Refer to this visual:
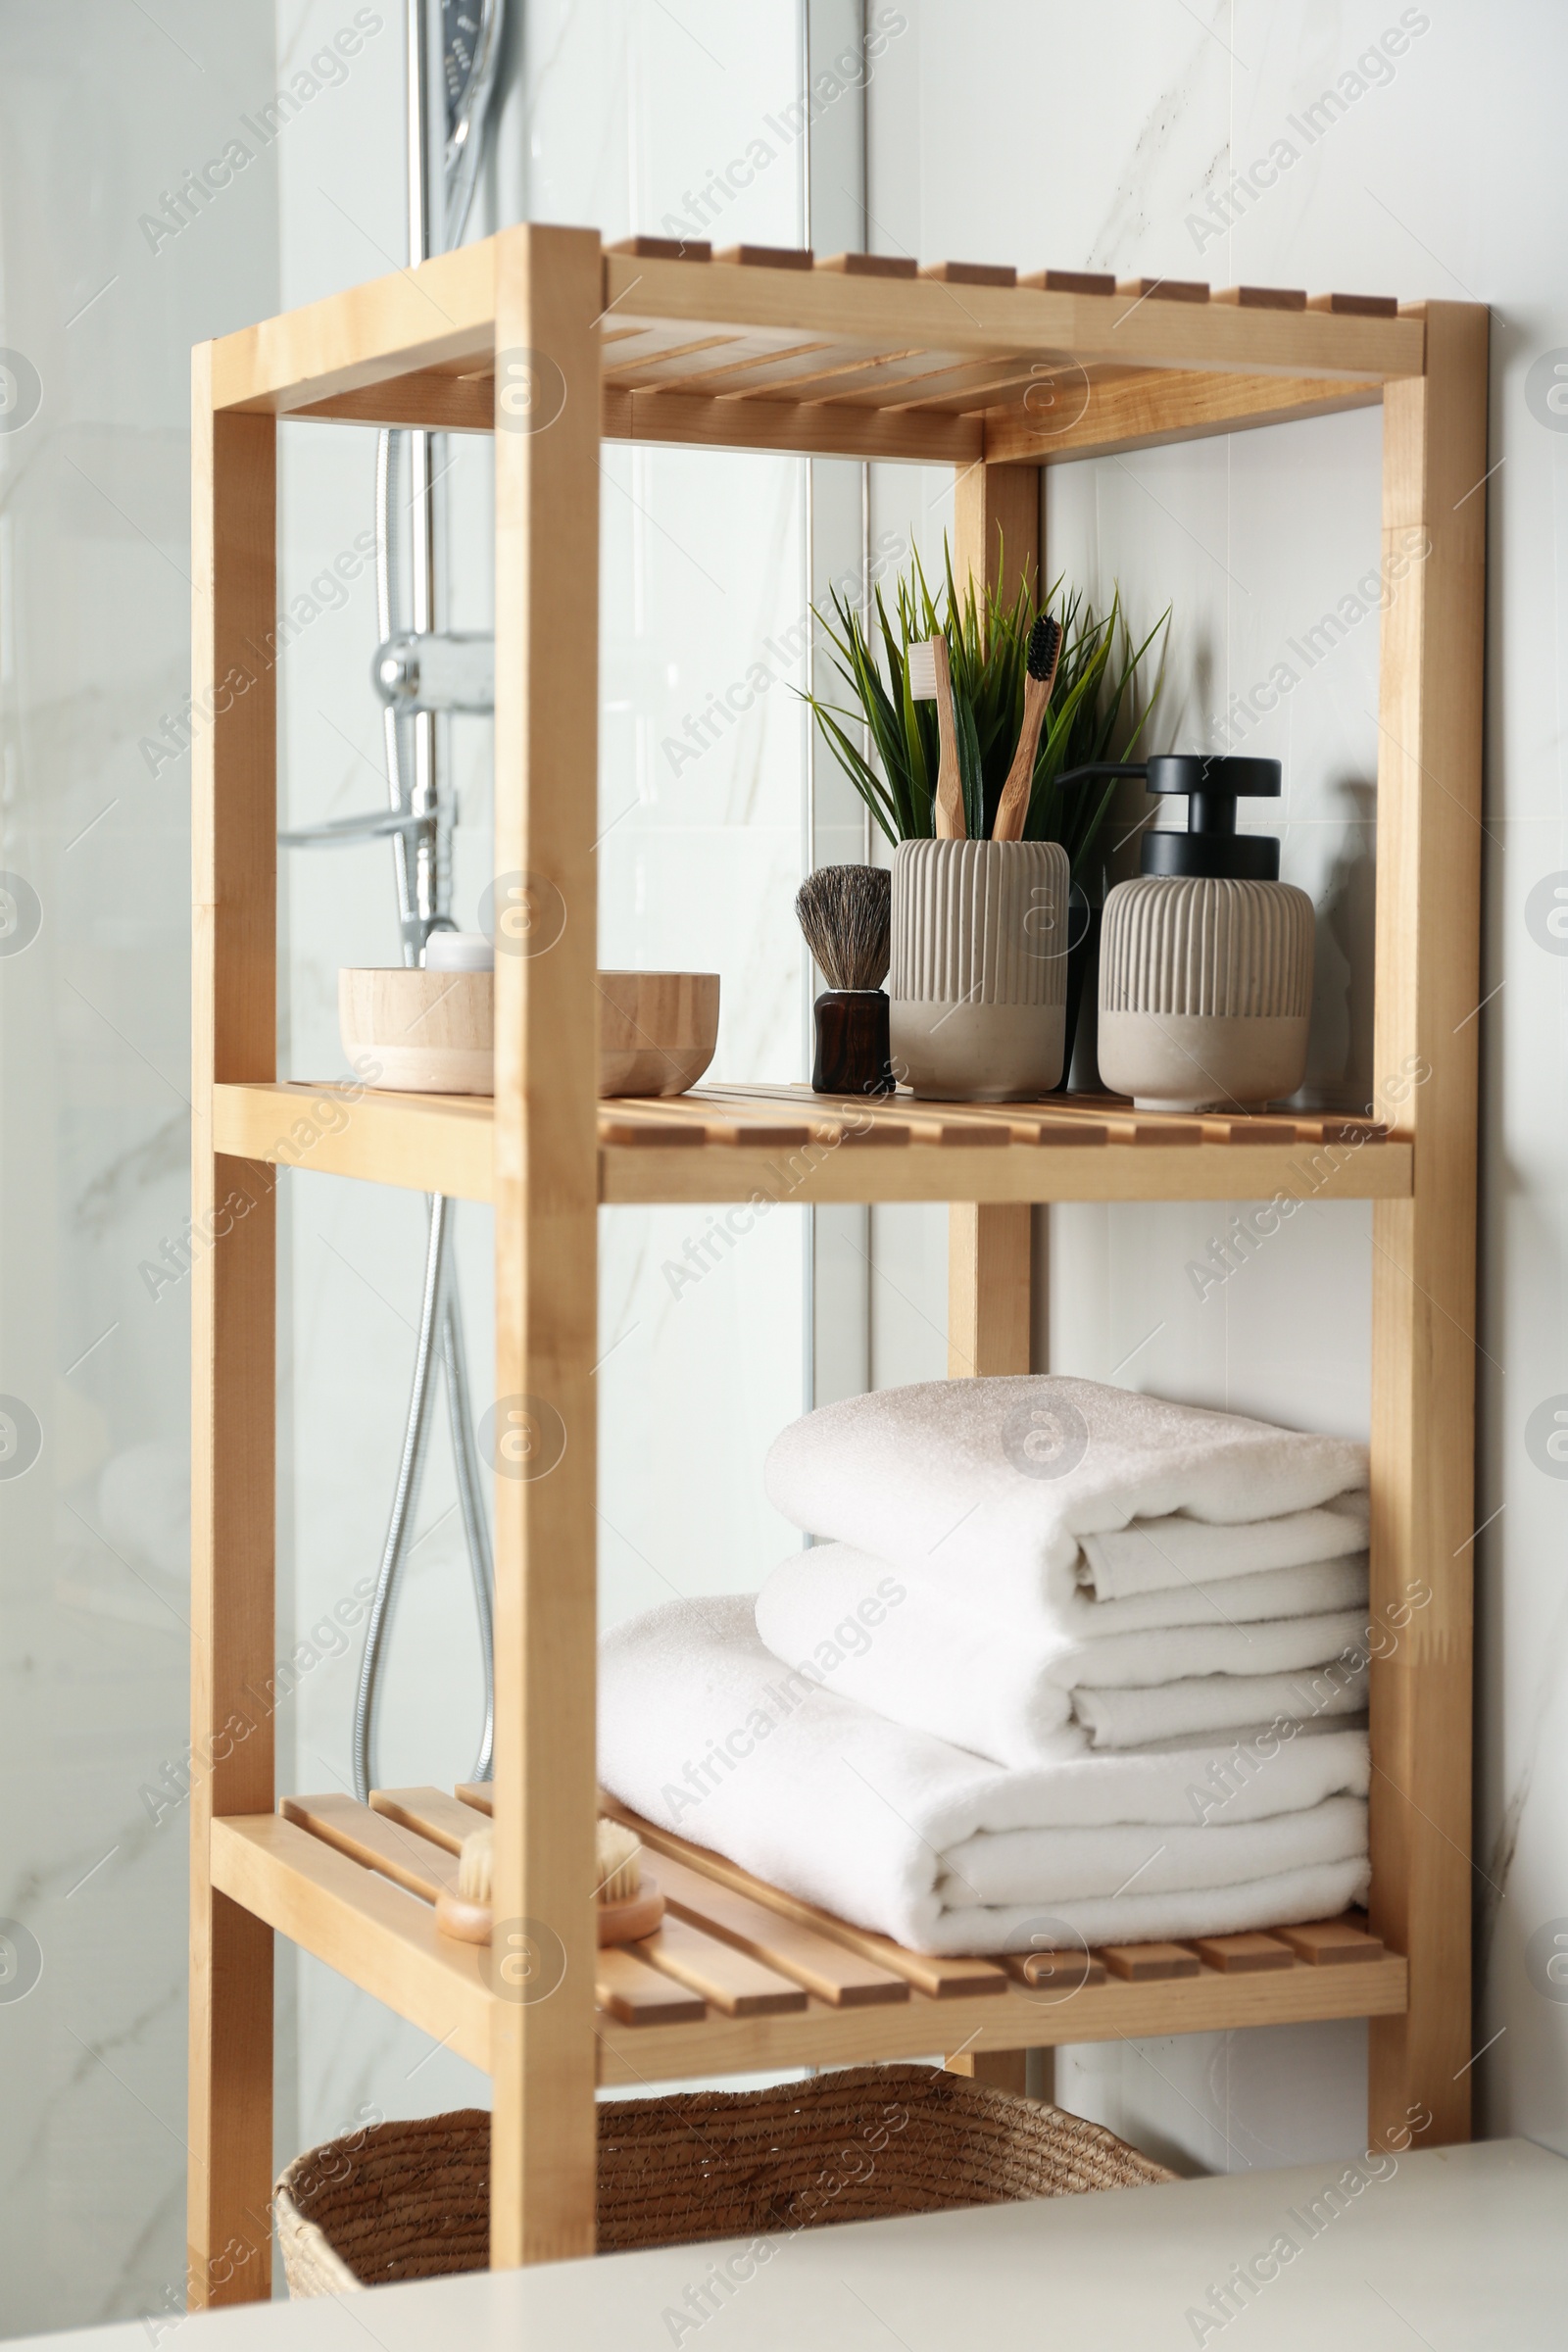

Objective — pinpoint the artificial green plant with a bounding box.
[804,542,1168,885]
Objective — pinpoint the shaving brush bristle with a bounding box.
[795,863,891,993]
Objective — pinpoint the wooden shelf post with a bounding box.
[488,224,605,2267]
[950,462,1046,2100]
[1367,301,1488,2148]
[949,459,1042,1384]
[188,355,278,2308]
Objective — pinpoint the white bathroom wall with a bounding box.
[0,6,281,2330]
[869,0,1568,2174]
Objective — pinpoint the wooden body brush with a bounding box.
[594,1817,664,1944]
[795,864,894,1097]
[434,1817,664,1946]
[993,614,1063,842]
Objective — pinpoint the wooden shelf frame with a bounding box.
[210,1077,1411,1209]
[208,1788,1407,2090]
[191,227,1486,2300]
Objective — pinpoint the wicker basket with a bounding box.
[275,2064,1172,2294]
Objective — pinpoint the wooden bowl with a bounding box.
[340,967,720,1099]
[339,967,494,1095]
[598,972,719,1098]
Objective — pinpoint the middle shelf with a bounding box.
[212,1080,1411,1207]
[209,1785,1408,2089]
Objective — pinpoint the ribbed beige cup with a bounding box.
[890,838,1070,1100]
[1098,874,1315,1110]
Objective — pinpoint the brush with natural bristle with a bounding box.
[434,1815,665,1947]
[597,1817,642,1902]
[797,865,895,1098]
[993,613,1064,841]
[434,1824,495,1945]
[458,1824,493,1901]
[597,1817,664,1945]
[795,864,891,993]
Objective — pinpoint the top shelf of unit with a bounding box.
[207,228,1429,468]
[213,1079,1410,1209]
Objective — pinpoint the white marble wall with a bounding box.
[869,0,1568,2173]
[0,4,282,2329]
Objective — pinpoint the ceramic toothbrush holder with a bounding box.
[889,837,1069,1101]
[1098,874,1314,1110]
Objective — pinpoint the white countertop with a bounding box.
[24,2137,1567,2350]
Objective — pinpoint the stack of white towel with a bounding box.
[599,1376,1373,1955]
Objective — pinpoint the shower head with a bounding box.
[442,0,505,249]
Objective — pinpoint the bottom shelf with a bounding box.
[207,1788,1407,2087]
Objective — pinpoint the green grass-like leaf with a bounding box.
[801,538,1168,882]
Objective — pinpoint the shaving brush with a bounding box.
[795,864,895,1097]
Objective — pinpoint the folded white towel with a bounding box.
[599,1595,1370,1954]
[1077,1664,1367,1750]
[764,1376,1368,1611]
[939,1793,1367,1905]
[1005,1550,1369,1638]
[755,1541,1370,1769]
[1081,1494,1370,1600]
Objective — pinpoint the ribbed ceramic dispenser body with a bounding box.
[890,838,1069,1101]
[1097,874,1314,1111]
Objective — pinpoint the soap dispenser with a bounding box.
[1076,754,1313,1112]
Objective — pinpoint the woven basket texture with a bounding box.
[275,2064,1173,2295]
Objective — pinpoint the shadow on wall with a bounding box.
[1296,778,1376,1114]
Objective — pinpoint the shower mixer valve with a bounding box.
[373,629,496,715]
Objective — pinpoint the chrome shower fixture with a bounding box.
[278,0,507,1803]
[442,0,505,251]
[373,629,496,715]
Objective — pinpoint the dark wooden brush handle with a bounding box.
[811,992,894,1096]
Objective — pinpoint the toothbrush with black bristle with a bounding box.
[992,612,1063,840]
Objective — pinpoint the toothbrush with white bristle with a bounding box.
[906,636,966,839]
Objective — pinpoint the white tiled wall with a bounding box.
[0,6,282,2328]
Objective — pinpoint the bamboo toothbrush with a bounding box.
[906,636,966,839]
[433,1817,665,1946]
[992,614,1063,842]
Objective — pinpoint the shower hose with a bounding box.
[348,0,505,1800]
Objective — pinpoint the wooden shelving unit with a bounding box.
[190,227,1486,2300]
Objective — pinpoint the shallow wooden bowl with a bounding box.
[598,971,720,1098]
[341,967,720,1098]
[339,967,494,1095]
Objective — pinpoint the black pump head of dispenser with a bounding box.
[1140,754,1282,880]
[1054,752,1284,880]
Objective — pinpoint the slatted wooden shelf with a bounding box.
[219,236,1422,468]
[212,1077,1410,1207]
[192,220,1485,2289]
[210,1786,1404,2088]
